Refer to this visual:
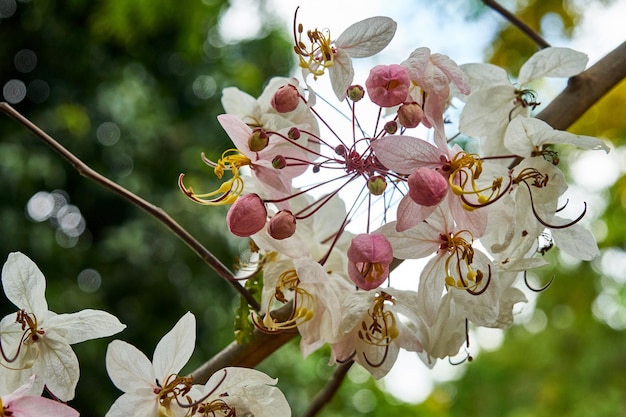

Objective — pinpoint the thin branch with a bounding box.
[301,361,354,417]
[0,102,261,312]
[482,0,550,49]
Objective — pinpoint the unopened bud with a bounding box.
[288,127,301,140]
[271,84,300,113]
[398,102,424,128]
[407,167,448,206]
[367,175,387,196]
[267,210,297,240]
[226,194,267,237]
[347,85,365,102]
[272,155,287,169]
[335,144,347,156]
[384,120,398,134]
[248,128,269,152]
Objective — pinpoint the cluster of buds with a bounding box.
[180,11,607,377]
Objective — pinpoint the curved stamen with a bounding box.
[524,270,555,292]
[521,181,587,229]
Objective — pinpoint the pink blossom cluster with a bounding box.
[181,12,607,378]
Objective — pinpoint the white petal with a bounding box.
[225,385,291,417]
[417,255,447,326]
[1,252,48,317]
[459,85,517,140]
[46,309,126,344]
[204,367,277,395]
[551,223,600,261]
[378,219,439,260]
[33,332,80,401]
[105,392,158,417]
[153,312,196,379]
[335,16,396,58]
[459,63,510,94]
[329,48,354,101]
[106,340,155,393]
[518,47,588,85]
[505,116,609,155]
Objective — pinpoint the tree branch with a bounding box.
[301,361,353,417]
[482,0,550,49]
[0,102,261,312]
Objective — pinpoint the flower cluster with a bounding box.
[0,253,290,416]
[181,11,607,377]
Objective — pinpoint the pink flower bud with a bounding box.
[272,155,286,169]
[267,210,297,240]
[271,84,300,113]
[365,64,410,108]
[407,167,448,206]
[397,102,424,128]
[288,127,301,140]
[347,233,394,290]
[384,120,398,134]
[248,128,269,152]
[226,194,267,237]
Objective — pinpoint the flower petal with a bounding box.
[10,395,79,417]
[518,47,588,85]
[371,135,444,174]
[335,16,396,58]
[46,309,126,344]
[329,48,354,101]
[153,312,196,379]
[1,252,48,317]
[33,331,80,401]
[106,340,155,393]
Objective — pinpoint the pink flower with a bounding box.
[1,376,79,417]
[407,167,448,206]
[347,233,394,290]
[226,193,267,237]
[365,64,410,107]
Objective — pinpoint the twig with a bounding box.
[482,0,550,49]
[0,102,261,312]
[301,361,354,417]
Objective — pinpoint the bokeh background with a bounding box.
[2,0,626,416]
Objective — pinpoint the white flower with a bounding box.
[0,252,126,401]
[459,47,588,156]
[504,115,609,157]
[296,15,397,100]
[0,375,79,417]
[189,367,290,417]
[105,312,196,417]
[331,288,423,379]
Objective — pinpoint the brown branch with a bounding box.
[482,0,550,49]
[301,361,353,417]
[0,102,261,312]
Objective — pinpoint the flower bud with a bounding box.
[397,102,424,128]
[288,127,301,140]
[367,175,387,196]
[384,120,398,134]
[272,155,286,169]
[335,144,347,156]
[248,128,269,152]
[226,194,267,237]
[407,167,448,206]
[347,233,394,290]
[271,84,300,113]
[267,210,297,240]
[347,84,365,102]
